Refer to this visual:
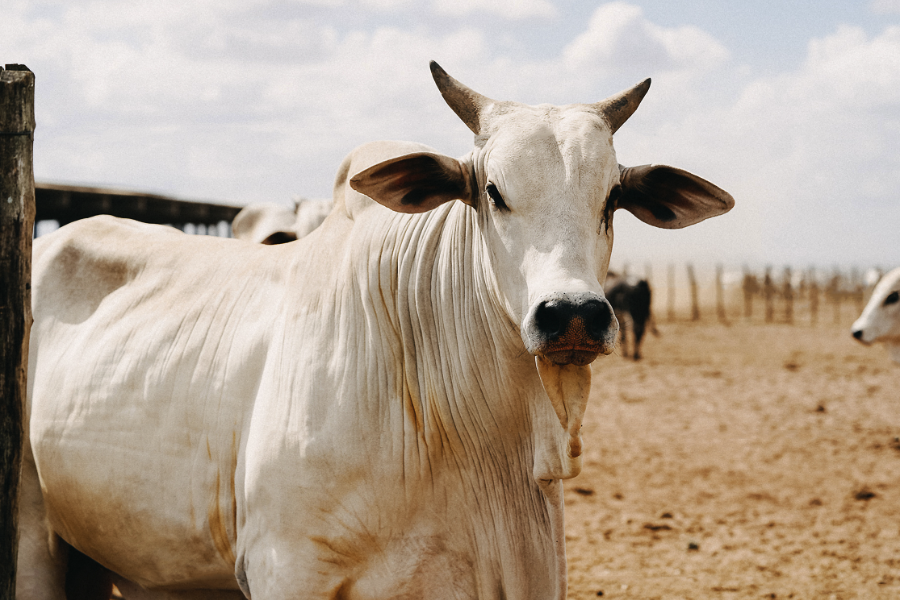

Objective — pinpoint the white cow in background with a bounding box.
[231,198,333,244]
[20,62,734,600]
[852,266,900,363]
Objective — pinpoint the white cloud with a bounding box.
[871,0,900,14]
[617,24,900,266]
[5,1,900,266]
[562,3,729,75]
[432,0,556,20]
[361,0,415,10]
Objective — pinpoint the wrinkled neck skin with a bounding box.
[242,196,575,599]
[358,198,571,598]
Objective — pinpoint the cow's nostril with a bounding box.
[582,299,612,340]
[852,329,864,341]
[535,301,564,338]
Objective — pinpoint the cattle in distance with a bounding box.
[852,266,900,363]
[231,198,333,244]
[20,61,734,600]
[605,272,655,360]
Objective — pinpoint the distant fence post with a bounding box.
[0,64,35,599]
[782,267,793,325]
[828,272,842,325]
[763,267,775,323]
[667,263,675,322]
[715,264,728,324]
[808,268,819,326]
[742,267,757,320]
[686,264,700,321]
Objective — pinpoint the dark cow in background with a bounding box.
[606,272,655,360]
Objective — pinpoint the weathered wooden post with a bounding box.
[0,64,35,599]
[808,268,819,326]
[828,272,842,325]
[742,267,757,321]
[715,264,728,324]
[686,263,700,321]
[782,266,794,325]
[667,263,675,322]
[763,267,775,323]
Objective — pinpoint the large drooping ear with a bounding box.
[349,151,474,213]
[617,164,735,229]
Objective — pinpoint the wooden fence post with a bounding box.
[762,267,773,323]
[782,266,793,325]
[742,267,757,320]
[828,272,842,325]
[0,64,35,599]
[667,263,675,322]
[808,268,819,326]
[686,264,700,321]
[715,264,728,324]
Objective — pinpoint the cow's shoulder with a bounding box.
[32,216,282,325]
[32,217,181,316]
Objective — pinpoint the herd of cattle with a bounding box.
[15,61,897,600]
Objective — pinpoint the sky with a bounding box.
[4,0,900,269]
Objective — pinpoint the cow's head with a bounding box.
[852,267,900,363]
[350,62,733,476]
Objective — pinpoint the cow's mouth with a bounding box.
[541,348,601,366]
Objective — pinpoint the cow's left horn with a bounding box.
[430,61,500,135]
[593,78,651,134]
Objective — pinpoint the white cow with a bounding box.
[852,266,900,363]
[20,62,734,600]
[231,198,333,244]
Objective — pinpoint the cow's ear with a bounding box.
[349,152,474,214]
[617,164,734,229]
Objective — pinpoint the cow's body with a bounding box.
[852,266,900,363]
[25,190,557,599]
[20,63,733,600]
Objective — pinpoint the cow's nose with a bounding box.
[534,298,613,341]
[852,329,864,341]
[522,292,617,366]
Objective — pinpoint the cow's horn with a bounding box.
[592,78,651,134]
[430,61,498,135]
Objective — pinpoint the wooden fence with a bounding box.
[621,263,878,327]
[34,182,242,236]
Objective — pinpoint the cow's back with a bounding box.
[28,216,288,589]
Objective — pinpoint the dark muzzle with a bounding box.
[522,292,618,365]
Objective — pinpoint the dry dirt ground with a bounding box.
[564,319,900,600]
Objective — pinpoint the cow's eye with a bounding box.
[486,183,509,211]
[885,291,899,306]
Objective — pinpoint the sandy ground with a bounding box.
[563,317,900,600]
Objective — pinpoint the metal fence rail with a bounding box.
[35,182,241,232]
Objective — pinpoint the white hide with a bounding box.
[231,198,332,244]
[21,62,733,600]
[852,266,900,363]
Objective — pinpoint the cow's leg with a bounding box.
[16,445,66,600]
[615,312,629,358]
[632,319,646,361]
[65,547,113,600]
